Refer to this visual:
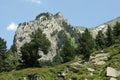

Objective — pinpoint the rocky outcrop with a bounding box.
[91,24,108,38]
[14,12,76,62]
[90,51,109,65]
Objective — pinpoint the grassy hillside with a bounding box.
[0,45,120,80]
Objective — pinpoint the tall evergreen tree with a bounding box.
[79,28,95,60]
[113,22,120,41]
[95,30,106,49]
[61,38,75,63]
[0,37,19,72]
[20,42,40,67]
[3,50,19,71]
[3,43,19,71]
[0,37,7,72]
[106,25,114,47]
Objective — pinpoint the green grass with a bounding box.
[0,45,120,80]
[0,62,72,80]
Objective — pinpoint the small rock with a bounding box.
[106,67,119,77]
[61,72,66,77]
[58,73,61,77]
[110,77,117,80]
[58,72,66,78]
[95,61,106,65]
[90,73,93,76]
[19,77,27,80]
[87,68,95,72]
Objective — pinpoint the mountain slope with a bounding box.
[14,12,120,63]
[90,17,120,37]
[75,17,120,37]
[0,46,120,80]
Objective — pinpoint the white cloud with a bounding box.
[6,22,18,31]
[23,0,42,4]
[31,0,41,4]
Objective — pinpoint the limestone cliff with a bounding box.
[14,12,77,61]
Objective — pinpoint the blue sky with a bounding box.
[0,0,120,49]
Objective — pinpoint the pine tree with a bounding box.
[106,25,114,47]
[3,50,19,71]
[61,38,75,63]
[0,37,7,56]
[20,42,40,67]
[113,22,120,42]
[0,37,19,72]
[95,30,106,49]
[79,28,95,60]
[30,28,51,54]
[20,28,51,67]
[0,37,7,72]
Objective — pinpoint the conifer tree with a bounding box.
[106,25,114,46]
[113,22,120,41]
[79,28,95,60]
[20,28,51,67]
[0,37,7,72]
[95,30,106,49]
[0,37,7,56]
[20,42,40,67]
[61,38,75,63]
[30,28,51,54]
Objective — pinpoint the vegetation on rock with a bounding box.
[20,28,51,67]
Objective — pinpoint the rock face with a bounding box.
[14,12,76,61]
